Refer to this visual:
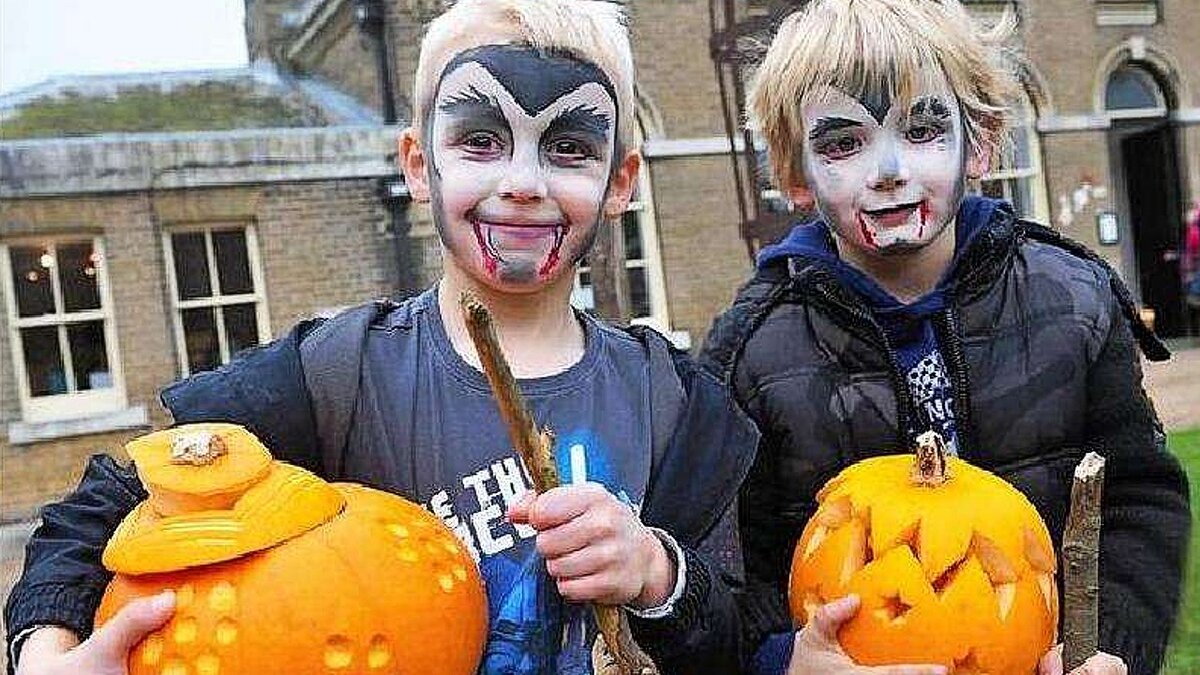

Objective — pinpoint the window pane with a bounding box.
[223,303,260,357]
[1012,178,1034,219]
[182,307,220,373]
[9,246,55,318]
[58,242,102,312]
[626,267,651,319]
[172,232,212,300]
[67,321,112,390]
[1105,66,1161,110]
[21,326,67,396]
[1010,125,1031,170]
[212,229,254,295]
[622,212,644,261]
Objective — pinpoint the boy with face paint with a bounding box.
[5,3,758,674]
[702,2,1189,675]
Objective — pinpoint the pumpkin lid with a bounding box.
[103,423,345,575]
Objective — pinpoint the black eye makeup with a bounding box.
[809,117,866,160]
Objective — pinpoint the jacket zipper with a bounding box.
[934,305,974,456]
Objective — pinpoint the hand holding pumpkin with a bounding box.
[507,482,675,608]
[16,592,174,675]
[1038,644,1128,675]
[787,594,947,675]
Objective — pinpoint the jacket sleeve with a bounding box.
[630,345,761,674]
[3,455,145,671]
[3,322,319,672]
[1087,295,1191,675]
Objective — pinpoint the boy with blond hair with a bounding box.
[6,2,757,673]
[703,1,1189,674]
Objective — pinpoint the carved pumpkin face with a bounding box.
[96,424,488,675]
[789,436,1058,674]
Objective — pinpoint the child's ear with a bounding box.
[603,149,642,219]
[399,128,431,203]
[787,184,816,211]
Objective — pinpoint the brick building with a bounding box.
[1,0,1197,520]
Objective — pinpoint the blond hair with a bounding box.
[413,0,636,148]
[748,0,1019,190]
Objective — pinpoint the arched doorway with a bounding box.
[1106,62,1187,337]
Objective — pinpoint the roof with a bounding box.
[0,62,382,140]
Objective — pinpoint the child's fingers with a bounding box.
[527,483,608,530]
[534,509,610,558]
[808,594,860,643]
[870,665,948,675]
[505,490,536,524]
[85,590,175,665]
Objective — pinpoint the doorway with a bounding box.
[1114,122,1185,337]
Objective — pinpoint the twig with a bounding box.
[460,292,657,675]
[1062,451,1105,672]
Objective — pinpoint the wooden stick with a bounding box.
[460,292,657,675]
[1062,451,1105,672]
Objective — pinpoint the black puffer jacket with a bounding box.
[701,205,1190,675]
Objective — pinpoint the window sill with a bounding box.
[7,406,149,445]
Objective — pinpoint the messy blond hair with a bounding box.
[413,0,636,148]
[748,0,1019,190]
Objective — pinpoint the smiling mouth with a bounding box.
[862,202,922,228]
[857,201,929,248]
[471,219,567,277]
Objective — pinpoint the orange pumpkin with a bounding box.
[789,432,1058,675]
[96,423,487,675]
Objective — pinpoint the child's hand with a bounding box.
[1038,644,1128,675]
[16,591,174,675]
[507,483,674,608]
[787,595,947,675]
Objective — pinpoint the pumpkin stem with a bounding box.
[170,430,228,466]
[911,431,950,487]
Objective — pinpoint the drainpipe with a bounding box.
[355,0,397,124]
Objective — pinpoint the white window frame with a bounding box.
[162,223,272,377]
[980,91,1050,223]
[1,237,127,423]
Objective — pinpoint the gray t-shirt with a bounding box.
[343,289,652,674]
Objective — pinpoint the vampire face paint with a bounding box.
[425,45,619,289]
[800,74,967,257]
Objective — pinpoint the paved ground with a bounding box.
[1,346,1196,669]
[1143,342,1200,431]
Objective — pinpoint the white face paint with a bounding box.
[800,76,966,256]
[427,47,618,289]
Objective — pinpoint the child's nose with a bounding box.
[498,154,548,202]
[869,142,908,191]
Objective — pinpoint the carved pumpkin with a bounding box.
[789,433,1058,675]
[96,423,487,675]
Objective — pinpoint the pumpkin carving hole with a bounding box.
[874,593,914,625]
[930,555,968,596]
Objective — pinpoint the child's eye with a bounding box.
[905,123,945,144]
[546,138,597,163]
[815,134,862,160]
[461,131,503,156]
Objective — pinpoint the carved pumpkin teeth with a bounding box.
[1023,526,1056,572]
[1037,573,1056,613]
[814,496,853,528]
[970,532,1017,584]
[803,525,829,561]
[995,582,1017,621]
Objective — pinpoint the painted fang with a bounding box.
[427,46,619,286]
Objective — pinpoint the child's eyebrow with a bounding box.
[909,96,952,118]
[437,86,506,125]
[544,105,611,140]
[808,117,862,140]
